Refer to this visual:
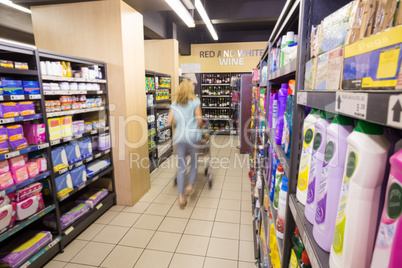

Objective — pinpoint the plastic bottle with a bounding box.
[313,114,354,252]
[276,175,288,239]
[275,84,289,145]
[272,92,278,129]
[273,164,284,209]
[300,251,312,268]
[304,111,333,224]
[282,80,295,157]
[371,149,402,267]
[389,218,402,268]
[268,92,274,129]
[270,155,279,202]
[330,121,390,268]
[296,108,320,205]
[292,228,305,259]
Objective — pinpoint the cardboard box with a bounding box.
[315,48,344,90]
[342,25,402,90]
[304,58,317,90]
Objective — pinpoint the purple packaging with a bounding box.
[6,125,23,142]
[98,133,110,151]
[0,103,19,118]
[23,124,45,145]
[76,188,108,208]
[275,84,288,145]
[72,121,80,135]
[0,127,7,141]
[43,203,90,230]
[0,141,8,154]
[22,81,40,95]
[9,138,28,150]
[0,231,52,268]
[17,102,35,116]
[78,121,85,134]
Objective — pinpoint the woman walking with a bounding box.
[168,79,203,209]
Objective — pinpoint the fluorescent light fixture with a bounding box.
[165,0,195,28]
[181,0,195,9]
[195,0,218,40]
[0,0,31,14]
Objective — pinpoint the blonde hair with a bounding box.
[174,79,196,105]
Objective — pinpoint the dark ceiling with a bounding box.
[4,0,284,55]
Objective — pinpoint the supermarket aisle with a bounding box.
[45,135,255,268]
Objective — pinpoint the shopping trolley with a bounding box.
[174,123,213,188]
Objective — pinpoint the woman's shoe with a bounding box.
[185,184,194,195]
[179,195,187,209]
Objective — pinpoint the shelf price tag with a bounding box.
[387,94,402,128]
[11,95,24,100]
[335,92,368,119]
[63,136,73,142]
[297,91,307,106]
[29,95,41,100]
[59,167,68,174]
[0,118,14,124]
[51,140,61,146]
[86,157,93,162]
[38,144,49,149]
[95,153,101,158]
[5,151,20,159]
[96,203,103,210]
[0,96,3,101]
[91,130,97,135]
[75,161,83,167]
[75,134,83,139]
[64,226,74,235]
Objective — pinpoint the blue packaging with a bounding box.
[78,138,93,159]
[23,81,40,95]
[55,172,73,197]
[269,156,279,202]
[65,142,81,164]
[86,159,110,178]
[0,79,23,95]
[51,147,68,172]
[70,166,87,188]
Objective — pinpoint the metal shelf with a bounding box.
[0,171,51,196]
[268,59,297,81]
[0,205,55,243]
[42,75,107,83]
[55,149,111,176]
[296,90,402,130]
[289,194,329,268]
[0,143,49,161]
[202,95,231,97]
[44,90,106,95]
[58,166,113,202]
[267,129,290,177]
[146,90,155,94]
[47,106,105,118]
[155,99,171,103]
[201,84,230,86]
[0,114,43,125]
[61,193,115,247]
[50,127,109,146]
[0,67,38,76]
[157,125,172,132]
[156,87,171,90]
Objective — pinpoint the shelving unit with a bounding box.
[250,0,402,267]
[145,71,173,172]
[201,73,244,135]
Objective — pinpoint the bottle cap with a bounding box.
[302,251,311,265]
[281,83,289,90]
[354,120,383,135]
[295,227,300,236]
[331,114,354,126]
[310,108,320,115]
[277,164,283,172]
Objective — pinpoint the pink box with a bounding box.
[23,124,45,145]
[8,156,25,170]
[0,172,13,190]
[0,193,15,208]
[11,166,29,184]
[15,182,42,202]
[15,193,44,220]
[26,162,39,178]
[0,160,9,174]
[28,158,47,173]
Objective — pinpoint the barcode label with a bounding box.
[96,203,103,210]
[86,157,93,162]
[51,140,61,146]
[95,153,101,158]
[0,118,14,124]
[59,167,68,174]
[64,226,74,235]
[38,144,49,149]
[5,151,20,159]
[63,136,73,142]
[75,161,83,167]
[29,95,41,99]
[75,134,83,139]
[97,91,103,94]
[105,149,110,154]
[59,194,69,201]
[91,130,97,134]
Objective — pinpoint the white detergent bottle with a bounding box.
[297,108,320,205]
[329,121,390,268]
[313,114,354,252]
[305,111,333,224]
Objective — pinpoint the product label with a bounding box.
[282,116,290,154]
[298,126,315,192]
[307,132,322,204]
[333,147,357,254]
[21,199,33,209]
[316,140,335,226]
[272,100,278,127]
[0,210,8,220]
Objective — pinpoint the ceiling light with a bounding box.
[0,0,31,14]
[165,0,195,28]
[195,0,218,40]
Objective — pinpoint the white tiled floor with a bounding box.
[45,135,255,268]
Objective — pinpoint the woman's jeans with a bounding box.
[176,142,198,195]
